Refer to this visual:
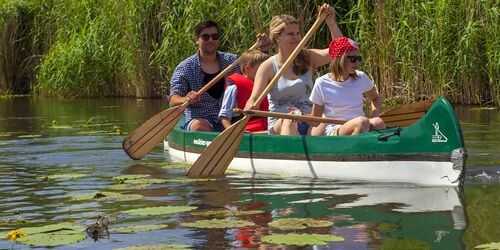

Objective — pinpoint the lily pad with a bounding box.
[113,244,191,250]
[261,233,344,246]
[122,206,197,216]
[268,218,333,230]
[71,192,143,201]
[180,219,255,229]
[224,169,245,175]
[121,178,167,185]
[14,223,86,247]
[476,242,500,250]
[39,174,88,180]
[378,238,431,250]
[161,163,191,169]
[110,183,151,190]
[377,222,400,232]
[166,178,217,183]
[191,209,265,217]
[113,174,150,181]
[109,224,168,234]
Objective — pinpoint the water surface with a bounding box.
[0,97,499,249]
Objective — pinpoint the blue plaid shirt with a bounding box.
[170,51,240,125]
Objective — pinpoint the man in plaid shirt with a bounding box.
[169,20,270,132]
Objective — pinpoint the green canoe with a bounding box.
[165,97,466,186]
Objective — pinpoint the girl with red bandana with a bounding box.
[309,37,386,136]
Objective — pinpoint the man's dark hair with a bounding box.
[194,20,220,37]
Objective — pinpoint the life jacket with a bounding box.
[227,73,268,132]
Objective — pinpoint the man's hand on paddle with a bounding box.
[185,91,200,105]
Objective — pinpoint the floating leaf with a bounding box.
[191,209,265,217]
[109,224,168,234]
[378,238,431,250]
[39,174,88,180]
[121,178,167,185]
[268,218,333,230]
[261,233,344,246]
[180,219,255,229]
[166,178,216,183]
[113,244,191,250]
[17,223,84,235]
[377,222,400,232]
[113,174,150,181]
[110,183,151,190]
[122,206,197,216]
[476,242,500,250]
[161,163,191,169]
[71,192,143,201]
[224,169,245,175]
[13,223,86,247]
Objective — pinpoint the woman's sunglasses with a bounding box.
[346,55,362,63]
[200,33,220,41]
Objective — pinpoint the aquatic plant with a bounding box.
[260,233,344,246]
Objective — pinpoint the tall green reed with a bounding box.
[0,0,498,105]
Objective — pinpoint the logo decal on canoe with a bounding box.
[432,122,448,143]
[193,139,212,146]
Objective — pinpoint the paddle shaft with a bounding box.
[233,108,347,124]
[235,99,437,127]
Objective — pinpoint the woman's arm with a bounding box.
[364,87,383,117]
[309,4,343,68]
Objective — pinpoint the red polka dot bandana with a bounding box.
[328,37,359,59]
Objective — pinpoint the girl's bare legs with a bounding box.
[311,123,326,136]
[369,117,386,130]
[337,116,370,136]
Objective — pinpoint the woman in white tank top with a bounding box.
[244,4,343,136]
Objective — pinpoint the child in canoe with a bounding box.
[218,50,270,132]
[309,37,386,136]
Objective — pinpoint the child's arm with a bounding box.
[218,85,238,129]
[220,117,232,129]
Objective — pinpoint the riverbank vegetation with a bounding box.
[0,0,498,105]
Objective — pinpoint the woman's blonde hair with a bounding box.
[269,15,310,75]
[329,54,359,82]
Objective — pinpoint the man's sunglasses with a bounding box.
[346,55,362,63]
[200,33,220,41]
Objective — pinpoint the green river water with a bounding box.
[0,97,499,250]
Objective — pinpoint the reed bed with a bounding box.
[0,0,498,105]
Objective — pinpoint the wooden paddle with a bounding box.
[233,108,347,124]
[186,11,328,177]
[380,99,436,127]
[122,42,261,160]
[233,98,436,127]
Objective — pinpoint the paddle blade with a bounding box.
[123,102,188,160]
[381,99,436,127]
[186,116,250,177]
